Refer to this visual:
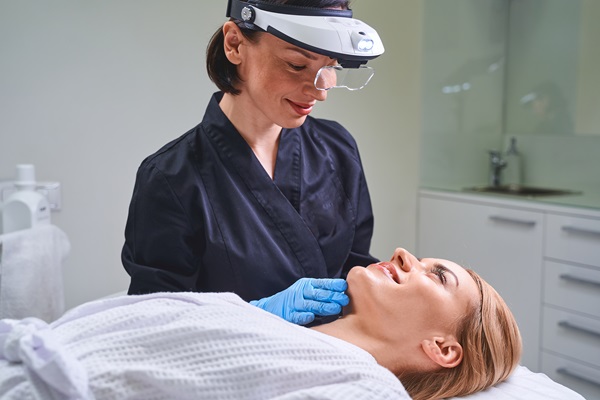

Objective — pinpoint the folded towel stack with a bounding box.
[0,225,70,322]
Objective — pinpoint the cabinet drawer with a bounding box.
[542,307,600,369]
[544,261,600,319]
[541,351,600,400]
[546,214,600,268]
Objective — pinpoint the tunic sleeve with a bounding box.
[122,163,202,294]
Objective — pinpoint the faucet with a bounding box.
[488,150,506,187]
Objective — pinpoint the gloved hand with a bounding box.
[250,278,349,325]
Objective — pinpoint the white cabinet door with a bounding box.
[417,193,544,370]
[546,213,600,268]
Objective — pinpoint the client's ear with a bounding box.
[421,336,463,368]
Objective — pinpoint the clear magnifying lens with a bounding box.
[314,65,375,91]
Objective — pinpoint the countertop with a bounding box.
[420,184,600,213]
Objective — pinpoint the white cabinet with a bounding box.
[541,213,600,400]
[545,213,600,267]
[417,191,543,370]
[417,189,600,398]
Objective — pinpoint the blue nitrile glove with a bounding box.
[249,278,349,325]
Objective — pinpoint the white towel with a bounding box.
[0,293,409,400]
[0,225,70,322]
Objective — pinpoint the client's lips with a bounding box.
[376,262,401,284]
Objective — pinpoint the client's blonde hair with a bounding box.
[398,269,522,400]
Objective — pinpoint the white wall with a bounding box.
[0,0,422,309]
[322,0,423,261]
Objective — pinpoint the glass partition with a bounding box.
[505,0,600,136]
[421,0,600,199]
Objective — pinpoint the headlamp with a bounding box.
[226,0,385,68]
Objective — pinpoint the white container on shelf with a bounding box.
[1,164,51,234]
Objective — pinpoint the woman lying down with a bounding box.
[0,248,521,400]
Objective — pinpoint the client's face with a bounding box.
[345,248,480,343]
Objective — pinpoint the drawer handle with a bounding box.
[562,225,600,237]
[557,367,600,388]
[560,273,600,288]
[489,215,537,227]
[558,320,600,338]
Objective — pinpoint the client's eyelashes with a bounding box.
[431,264,447,285]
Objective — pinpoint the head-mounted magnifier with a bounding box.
[226,0,385,90]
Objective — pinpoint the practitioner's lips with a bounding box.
[375,262,401,284]
[288,100,315,116]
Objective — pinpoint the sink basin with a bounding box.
[464,185,581,197]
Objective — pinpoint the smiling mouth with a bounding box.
[288,100,314,116]
[376,262,400,284]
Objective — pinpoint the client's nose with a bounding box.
[392,248,414,272]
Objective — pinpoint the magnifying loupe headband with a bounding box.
[226,0,385,68]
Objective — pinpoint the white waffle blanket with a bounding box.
[0,292,409,400]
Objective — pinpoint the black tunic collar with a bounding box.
[200,92,328,278]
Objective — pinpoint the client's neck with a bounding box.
[311,315,406,375]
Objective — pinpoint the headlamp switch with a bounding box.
[241,6,255,23]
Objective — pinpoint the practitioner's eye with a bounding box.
[288,62,307,71]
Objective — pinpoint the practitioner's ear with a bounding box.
[222,21,244,65]
[421,336,463,368]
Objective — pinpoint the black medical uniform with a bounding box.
[122,92,378,302]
